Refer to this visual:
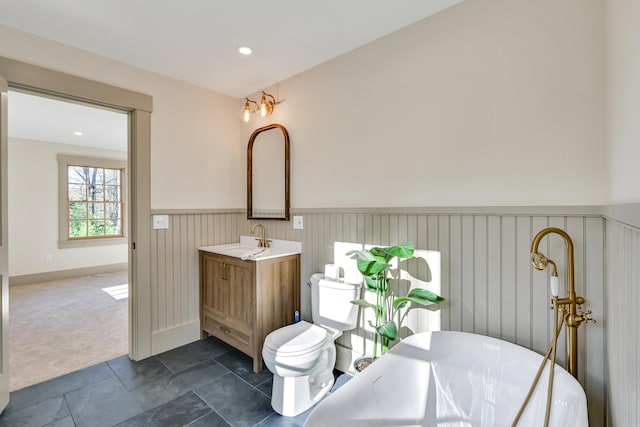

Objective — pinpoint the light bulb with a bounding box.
[243,100,252,122]
[260,101,267,117]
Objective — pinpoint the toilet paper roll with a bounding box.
[324,264,340,280]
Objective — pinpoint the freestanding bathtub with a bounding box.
[304,331,588,426]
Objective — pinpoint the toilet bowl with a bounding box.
[262,274,361,417]
[262,321,339,416]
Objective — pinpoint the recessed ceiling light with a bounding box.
[237,46,253,56]
[74,131,83,136]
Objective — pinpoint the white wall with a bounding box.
[606,0,640,204]
[8,138,127,276]
[244,0,606,208]
[0,24,243,210]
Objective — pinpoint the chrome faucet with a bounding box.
[251,223,271,248]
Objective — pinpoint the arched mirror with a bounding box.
[247,123,290,220]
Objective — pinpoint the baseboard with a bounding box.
[9,262,128,286]
[151,320,201,355]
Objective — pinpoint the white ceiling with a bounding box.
[1,0,462,149]
[0,0,462,98]
[8,91,128,151]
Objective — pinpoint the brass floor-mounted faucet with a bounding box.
[530,227,595,378]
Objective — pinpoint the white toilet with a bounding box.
[262,273,361,417]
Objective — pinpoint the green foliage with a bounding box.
[347,242,444,359]
[67,165,123,239]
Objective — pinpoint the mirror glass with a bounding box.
[248,124,290,220]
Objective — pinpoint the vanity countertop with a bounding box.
[199,235,301,261]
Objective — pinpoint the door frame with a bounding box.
[0,56,153,361]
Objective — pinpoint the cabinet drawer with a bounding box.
[203,314,252,355]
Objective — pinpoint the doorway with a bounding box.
[0,56,154,411]
[8,90,129,390]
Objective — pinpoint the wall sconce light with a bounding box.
[242,91,281,122]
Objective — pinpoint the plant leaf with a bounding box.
[351,299,376,310]
[386,242,415,259]
[364,276,378,291]
[370,242,414,261]
[393,288,445,310]
[356,258,387,276]
[376,320,398,341]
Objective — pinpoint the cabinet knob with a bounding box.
[219,326,231,334]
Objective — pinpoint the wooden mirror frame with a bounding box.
[247,123,290,221]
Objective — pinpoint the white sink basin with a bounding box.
[199,236,301,261]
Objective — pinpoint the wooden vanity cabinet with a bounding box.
[199,250,300,372]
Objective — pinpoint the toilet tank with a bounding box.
[310,273,362,331]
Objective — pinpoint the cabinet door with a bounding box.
[222,259,255,333]
[201,254,225,316]
[201,254,254,340]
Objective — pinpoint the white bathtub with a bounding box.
[304,331,588,426]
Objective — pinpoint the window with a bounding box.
[58,155,127,248]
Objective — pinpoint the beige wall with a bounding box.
[2,0,607,210]
[244,0,606,208]
[8,138,128,276]
[0,24,243,211]
[606,0,640,203]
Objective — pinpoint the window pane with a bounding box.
[88,185,104,202]
[68,184,86,201]
[69,220,87,238]
[87,167,104,185]
[105,185,120,202]
[105,203,120,219]
[88,220,105,236]
[105,169,120,185]
[63,161,124,241]
[88,202,104,219]
[106,219,122,235]
[68,166,87,184]
[69,202,87,219]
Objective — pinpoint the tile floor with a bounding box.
[0,336,351,427]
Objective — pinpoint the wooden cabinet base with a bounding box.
[200,251,300,373]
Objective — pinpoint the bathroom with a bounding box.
[0,0,638,426]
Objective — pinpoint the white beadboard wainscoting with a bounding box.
[150,208,607,426]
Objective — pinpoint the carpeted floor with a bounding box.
[9,271,128,391]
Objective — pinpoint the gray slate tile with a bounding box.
[156,337,233,373]
[6,363,114,413]
[65,376,142,427]
[44,416,76,427]
[186,411,231,427]
[115,391,211,427]
[0,396,69,427]
[108,355,171,391]
[130,359,228,411]
[195,373,273,427]
[214,351,272,386]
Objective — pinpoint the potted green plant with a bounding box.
[347,242,444,370]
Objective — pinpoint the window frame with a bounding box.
[58,154,127,248]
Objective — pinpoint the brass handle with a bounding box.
[219,326,231,334]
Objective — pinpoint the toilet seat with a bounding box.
[264,321,328,357]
